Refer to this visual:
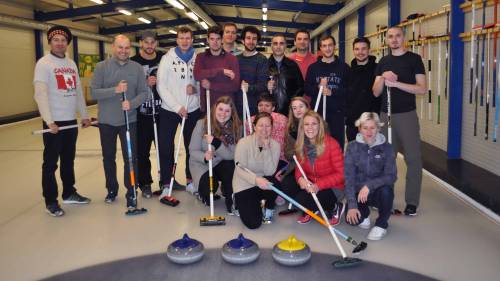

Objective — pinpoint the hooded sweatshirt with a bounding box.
[344,132,397,209]
[156,47,200,113]
[347,55,381,124]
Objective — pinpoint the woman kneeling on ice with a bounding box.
[189,96,241,215]
[344,112,397,241]
[233,112,281,229]
[294,111,345,225]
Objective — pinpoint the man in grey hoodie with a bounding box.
[91,35,147,209]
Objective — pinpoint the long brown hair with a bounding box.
[295,111,327,160]
[205,96,242,141]
[286,96,310,134]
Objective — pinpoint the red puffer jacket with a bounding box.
[295,135,344,191]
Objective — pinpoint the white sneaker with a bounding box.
[358,217,371,229]
[367,226,387,241]
[186,182,196,195]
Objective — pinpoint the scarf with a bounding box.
[175,47,194,64]
[219,119,235,146]
[305,138,317,166]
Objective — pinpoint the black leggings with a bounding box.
[234,176,279,229]
[294,188,338,213]
[198,160,235,209]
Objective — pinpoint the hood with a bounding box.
[350,55,376,67]
[355,132,386,147]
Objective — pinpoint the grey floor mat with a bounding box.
[42,249,437,281]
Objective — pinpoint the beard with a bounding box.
[244,45,256,52]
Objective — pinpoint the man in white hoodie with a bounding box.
[157,26,201,193]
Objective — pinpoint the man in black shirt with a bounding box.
[346,37,380,141]
[130,31,164,198]
[372,26,427,216]
[267,34,304,115]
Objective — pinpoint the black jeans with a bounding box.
[347,185,394,229]
[98,123,137,198]
[277,169,302,199]
[235,176,280,229]
[324,111,345,151]
[136,113,159,187]
[42,120,78,206]
[158,108,201,185]
[198,160,235,210]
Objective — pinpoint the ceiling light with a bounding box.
[166,0,185,10]
[263,26,267,32]
[186,12,199,21]
[169,29,177,34]
[90,0,104,4]
[262,14,267,21]
[138,17,151,24]
[262,7,268,13]
[118,9,132,16]
[200,42,205,45]
[200,22,209,29]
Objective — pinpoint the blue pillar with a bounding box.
[72,36,79,64]
[34,29,43,61]
[99,40,105,61]
[339,19,345,62]
[447,0,465,159]
[358,6,366,37]
[388,0,401,27]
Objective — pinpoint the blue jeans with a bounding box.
[349,185,394,229]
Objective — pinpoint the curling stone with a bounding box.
[221,233,260,265]
[166,233,204,264]
[272,235,311,266]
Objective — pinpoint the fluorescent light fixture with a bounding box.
[90,0,104,4]
[263,41,266,44]
[262,7,268,13]
[169,29,177,34]
[118,9,132,16]
[263,26,267,32]
[166,0,185,9]
[200,42,205,45]
[186,11,199,21]
[262,14,267,21]
[200,22,209,29]
[138,17,151,24]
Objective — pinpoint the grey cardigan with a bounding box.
[233,134,280,194]
[188,119,237,192]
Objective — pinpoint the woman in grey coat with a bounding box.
[189,96,241,214]
[344,112,397,241]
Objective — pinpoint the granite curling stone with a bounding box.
[272,235,311,266]
[167,233,205,264]
[221,233,260,265]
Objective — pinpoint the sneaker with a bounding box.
[262,208,274,224]
[63,192,91,204]
[404,204,417,216]
[126,196,137,210]
[46,203,65,217]
[227,205,240,216]
[367,226,387,240]
[358,217,371,229]
[104,192,117,203]
[172,180,185,190]
[275,196,286,206]
[186,182,197,195]
[297,211,318,224]
[328,202,345,226]
[140,184,152,199]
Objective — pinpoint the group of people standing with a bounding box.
[34,23,426,241]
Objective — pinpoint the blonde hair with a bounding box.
[295,111,326,160]
[355,112,384,129]
[205,96,242,141]
[286,96,310,133]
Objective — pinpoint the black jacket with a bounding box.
[268,56,304,115]
[346,55,380,124]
